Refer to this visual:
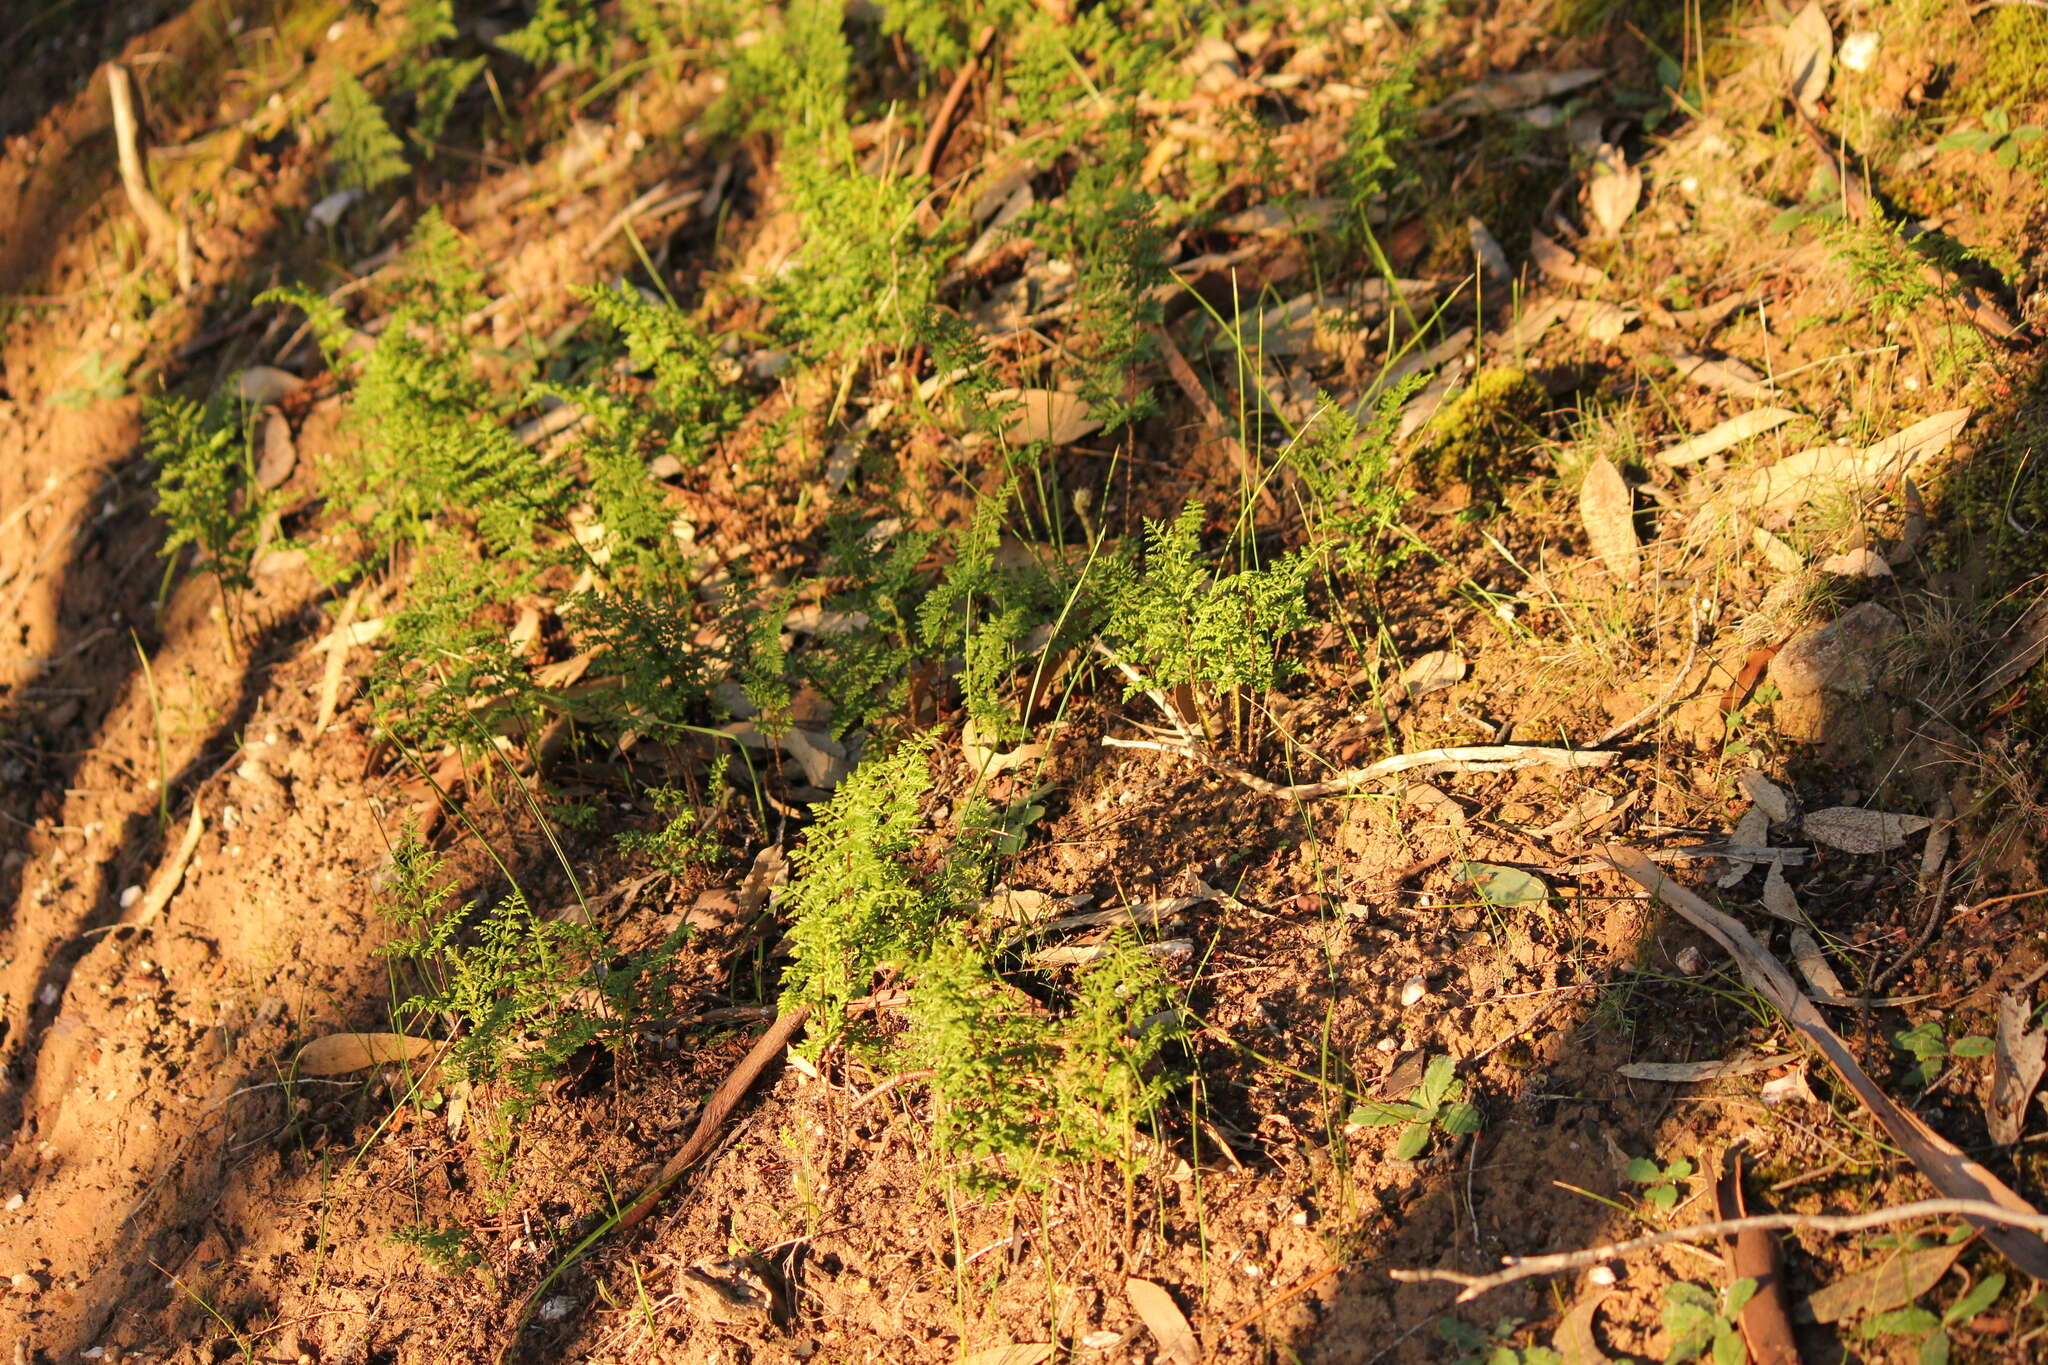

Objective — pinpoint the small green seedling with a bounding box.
[1939,108,2047,173]
[1438,1315,1560,1365]
[1894,1021,1995,1091]
[1625,1154,1696,1213]
[1349,1055,1482,1160]
[1663,1278,1756,1364]
[1859,1271,2006,1365]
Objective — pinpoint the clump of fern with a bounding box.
[266,211,566,558]
[916,482,1085,743]
[1282,390,1416,579]
[909,929,1178,1193]
[1103,501,1312,707]
[1032,127,1171,433]
[143,395,265,629]
[779,736,943,1020]
[325,71,410,193]
[378,823,685,1118]
[496,0,607,72]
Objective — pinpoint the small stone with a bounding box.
[539,1296,576,1323]
[3,1193,21,1211]
[10,1271,32,1292]
[1375,1036,1399,1053]
[1399,975,1428,1008]
[1589,1265,1617,1286]
[1675,946,1705,976]
[118,885,142,909]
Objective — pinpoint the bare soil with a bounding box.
[4,2,2048,1363]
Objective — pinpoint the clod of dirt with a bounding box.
[1766,600,1900,742]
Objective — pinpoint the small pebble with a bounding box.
[10,1272,33,1292]
[539,1296,576,1323]
[1675,946,1705,976]
[1589,1265,1617,1286]
[3,1193,21,1211]
[118,886,142,909]
[1375,1037,1399,1053]
[1399,974,1428,1008]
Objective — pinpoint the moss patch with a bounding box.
[1417,366,1548,490]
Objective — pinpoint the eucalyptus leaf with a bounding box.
[1456,862,1550,908]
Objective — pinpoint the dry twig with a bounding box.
[1392,1198,2048,1302]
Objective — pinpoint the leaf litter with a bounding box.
[5,2,2048,1362]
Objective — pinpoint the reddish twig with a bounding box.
[914,26,997,182]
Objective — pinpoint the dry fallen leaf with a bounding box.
[1655,407,1799,467]
[1760,861,1804,924]
[1692,408,1973,536]
[255,410,297,489]
[1585,142,1641,235]
[1670,350,1780,399]
[1819,547,1892,578]
[1720,806,1769,887]
[1000,389,1101,446]
[1432,67,1604,118]
[1990,992,2047,1147]
[1125,1277,1201,1365]
[1789,928,1848,999]
[1802,806,1934,854]
[1551,1292,1611,1365]
[1396,648,1467,700]
[1737,769,1794,824]
[1715,1146,1801,1365]
[962,716,1046,778]
[958,1346,1054,1365]
[1558,299,1636,343]
[1808,1242,1964,1324]
[296,1031,436,1076]
[1467,218,1511,281]
[127,802,205,926]
[234,365,303,405]
[1530,229,1609,288]
[1618,1052,1800,1083]
[1782,1,1835,112]
[1578,458,1638,581]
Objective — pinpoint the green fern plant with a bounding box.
[143,394,264,621]
[325,71,410,192]
[496,0,607,71]
[909,929,1178,1193]
[1103,501,1312,717]
[377,823,685,1118]
[779,736,942,1021]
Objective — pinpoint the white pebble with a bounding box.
[1840,31,1880,73]
[118,885,142,909]
[9,1272,31,1292]
[1589,1265,1617,1286]
[36,985,58,1007]
[1675,946,1705,976]
[1399,974,1428,1008]
[3,1193,21,1211]
[1375,1037,1400,1053]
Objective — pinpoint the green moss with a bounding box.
[1957,8,2048,116]
[1417,367,1548,488]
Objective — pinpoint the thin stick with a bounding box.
[617,1006,812,1230]
[913,26,996,181]
[107,64,177,246]
[1591,598,1707,746]
[127,802,204,926]
[1101,736,1616,800]
[1392,1198,2048,1302]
